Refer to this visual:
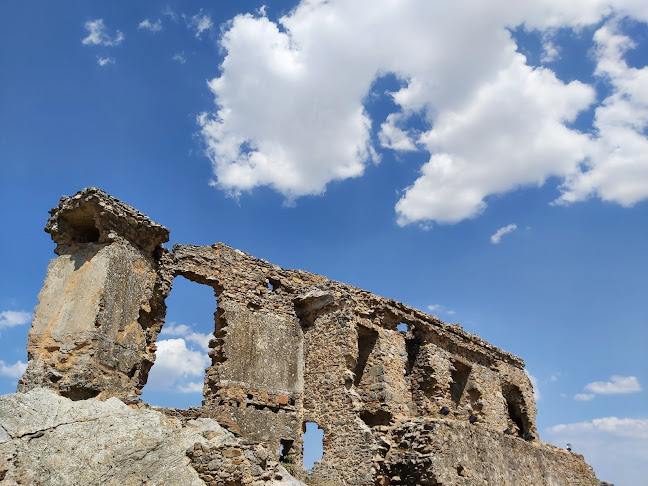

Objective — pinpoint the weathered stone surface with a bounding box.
[18,188,171,402]
[376,418,599,485]
[0,388,305,486]
[14,188,606,486]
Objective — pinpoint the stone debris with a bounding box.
[10,188,608,485]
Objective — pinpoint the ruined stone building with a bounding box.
[15,188,602,485]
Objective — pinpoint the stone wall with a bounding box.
[16,188,602,486]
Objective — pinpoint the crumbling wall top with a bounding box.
[46,187,169,255]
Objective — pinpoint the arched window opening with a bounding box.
[140,275,216,408]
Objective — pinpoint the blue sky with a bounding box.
[1,1,647,484]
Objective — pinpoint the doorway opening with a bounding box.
[140,275,216,408]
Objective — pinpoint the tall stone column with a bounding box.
[18,188,170,402]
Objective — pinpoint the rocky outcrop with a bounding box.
[0,388,305,486]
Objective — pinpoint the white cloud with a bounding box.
[584,375,642,395]
[138,19,163,33]
[160,322,213,352]
[185,11,213,39]
[490,223,518,244]
[97,56,115,67]
[172,52,187,64]
[163,7,179,22]
[199,1,648,225]
[0,360,27,379]
[545,417,648,485]
[555,20,648,208]
[541,36,561,63]
[426,304,456,316]
[81,19,124,47]
[178,381,204,393]
[145,338,210,393]
[574,392,595,401]
[0,310,32,329]
[379,113,417,151]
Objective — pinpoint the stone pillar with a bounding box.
[18,188,170,402]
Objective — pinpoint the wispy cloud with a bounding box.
[138,19,163,33]
[541,36,561,63]
[163,7,179,22]
[81,19,124,47]
[0,310,32,329]
[0,360,27,379]
[427,304,456,316]
[574,393,595,401]
[490,223,517,244]
[585,375,642,395]
[97,56,115,67]
[172,52,187,64]
[184,11,213,39]
[178,381,204,393]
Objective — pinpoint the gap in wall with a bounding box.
[302,422,324,472]
[140,275,216,408]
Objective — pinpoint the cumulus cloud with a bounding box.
[0,360,27,379]
[138,19,163,33]
[184,11,213,39]
[556,20,648,207]
[145,338,209,393]
[81,19,124,47]
[490,223,518,244]
[584,375,642,395]
[161,322,213,352]
[145,322,214,393]
[97,56,115,67]
[545,417,648,485]
[199,0,648,225]
[0,310,32,329]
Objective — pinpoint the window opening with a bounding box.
[502,383,529,437]
[397,323,408,332]
[302,422,324,472]
[354,326,379,386]
[279,439,295,464]
[449,360,471,405]
[140,275,216,408]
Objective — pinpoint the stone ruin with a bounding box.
[16,187,602,485]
